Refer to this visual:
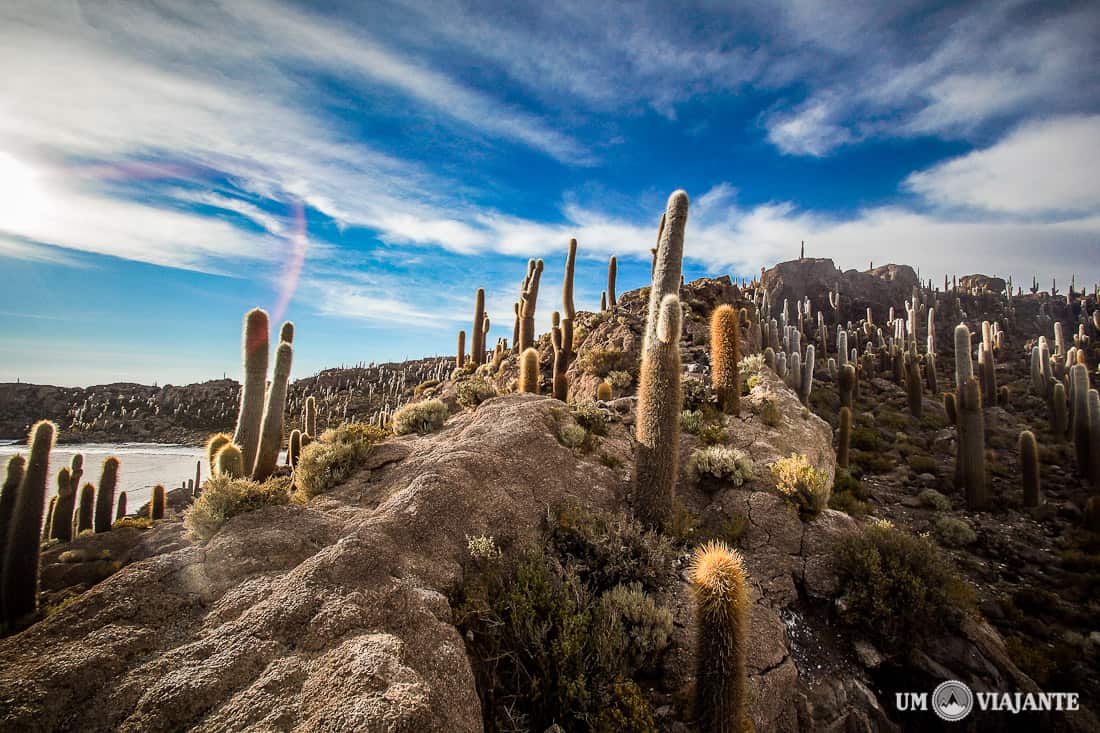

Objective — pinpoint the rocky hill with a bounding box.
[1,255,1099,732]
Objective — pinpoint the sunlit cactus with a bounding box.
[954,324,973,391]
[456,330,466,369]
[471,288,486,367]
[205,432,232,475]
[93,457,120,533]
[562,238,577,360]
[215,444,245,479]
[635,294,682,529]
[710,305,741,414]
[1051,381,1068,439]
[596,382,613,401]
[76,483,95,533]
[232,308,270,478]
[518,259,544,351]
[519,347,540,394]
[689,539,751,733]
[550,322,567,400]
[253,341,294,482]
[2,421,55,625]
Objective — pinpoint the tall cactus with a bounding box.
[288,429,302,468]
[304,395,317,438]
[2,421,55,626]
[550,320,567,401]
[93,457,120,533]
[116,492,127,521]
[838,406,852,470]
[1051,381,1068,438]
[904,352,923,417]
[635,294,683,529]
[205,432,232,475]
[957,377,987,509]
[607,255,617,311]
[471,288,486,366]
[644,191,687,352]
[689,540,750,733]
[838,363,855,409]
[456,330,466,369]
[49,467,75,542]
[232,308,270,476]
[800,344,815,405]
[76,483,94,533]
[1019,430,1040,507]
[1089,389,1100,492]
[0,457,25,569]
[710,305,741,415]
[151,485,166,521]
[519,347,540,394]
[518,259,544,351]
[252,341,294,482]
[511,302,520,355]
[1071,364,1090,476]
[562,239,577,361]
[954,324,973,391]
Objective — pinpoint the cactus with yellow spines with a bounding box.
[215,444,245,479]
[49,467,75,542]
[710,305,741,415]
[2,421,55,625]
[151,485,166,521]
[205,432,232,475]
[519,347,540,394]
[252,340,294,482]
[636,294,683,529]
[232,308,270,477]
[644,191,688,351]
[1019,430,1040,507]
[93,457,120,533]
[471,288,486,366]
[689,540,751,733]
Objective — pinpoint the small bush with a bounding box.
[907,454,938,474]
[184,475,290,540]
[466,534,501,560]
[559,424,588,449]
[738,353,765,375]
[111,516,151,530]
[321,422,387,445]
[456,377,497,408]
[746,374,761,390]
[835,524,976,653]
[577,348,634,377]
[849,426,881,451]
[295,439,374,498]
[934,516,977,547]
[771,453,830,518]
[413,379,440,397]
[758,398,782,427]
[57,550,87,563]
[682,378,711,411]
[918,489,951,511]
[392,399,449,436]
[548,502,676,594]
[696,423,729,445]
[685,446,754,488]
[606,370,633,390]
[830,471,872,516]
[598,451,624,470]
[593,583,673,676]
[680,410,704,434]
[571,402,609,436]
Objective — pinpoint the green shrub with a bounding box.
[559,424,588,449]
[577,348,634,377]
[907,454,938,474]
[849,426,881,451]
[758,398,781,427]
[682,378,711,411]
[111,516,151,530]
[391,399,449,435]
[771,454,830,518]
[680,410,704,434]
[593,583,673,676]
[834,524,976,653]
[850,449,895,475]
[934,516,977,547]
[593,680,658,733]
[829,471,871,516]
[918,489,951,510]
[606,370,634,390]
[413,379,440,397]
[685,446,754,488]
[548,502,676,594]
[696,424,729,445]
[746,374,761,390]
[738,354,765,375]
[295,439,375,499]
[456,377,498,408]
[598,451,624,470]
[184,475,290,540]
[571,402,609,436]
[321,422,387,445]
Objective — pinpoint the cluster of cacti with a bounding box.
[1,421,55,626]
[635,190,687,529]
[689,539,750,733]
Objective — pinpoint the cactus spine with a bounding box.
[232,308,270,476]
[2,421,55,625]
[957,377,987,509]
[1071,364,1090,476]
[252,341,294,482]
[519,347,540,394]
[607,255,617,311]
[151,485,166,521]
[116,492,127,521]
[93,457,120,533]
[471,288,486,366]
[709,305,741,415]
[50,467,75,542]
[689,540,750,733]
[215,444,245,479]
[838,406,852,469]
[1019,430,1040,507]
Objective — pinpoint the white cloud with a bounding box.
[905,115,1100,215]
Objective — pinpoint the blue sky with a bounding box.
[1,0,1098,386]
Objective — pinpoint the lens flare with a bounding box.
[271,199,307,324]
